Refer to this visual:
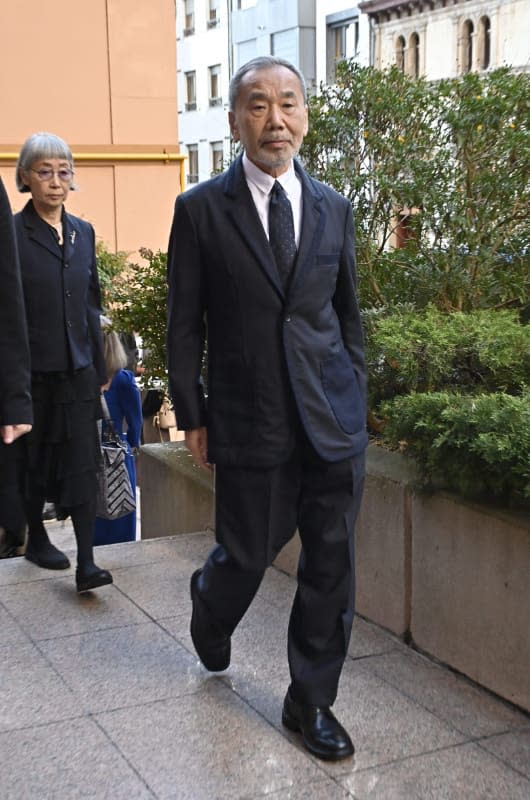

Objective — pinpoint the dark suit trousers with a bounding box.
[197,439,365,707]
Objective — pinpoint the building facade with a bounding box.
[0,0,182,255]
[176,0,318,185]
[315,1,371,87]
[359,0,530,80]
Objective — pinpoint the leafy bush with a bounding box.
[366,306,530,408]
[302,63,530,312]
[95,242,130,313]
[381,390,530,508]
[105,248,168,387]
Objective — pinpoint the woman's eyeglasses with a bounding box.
[30,168,74,182]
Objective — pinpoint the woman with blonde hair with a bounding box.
[94,327,142,545]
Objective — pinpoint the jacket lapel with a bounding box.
[288,162,325,296]
[22,200,62,259]
[224,157,284,297]
[62,212,80,264]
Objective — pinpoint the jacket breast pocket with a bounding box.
[316,253,340,268]
[321,349,364,434]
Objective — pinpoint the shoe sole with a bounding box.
[281,709,355,761]
[76,574,113,593]
[25,552,70,570]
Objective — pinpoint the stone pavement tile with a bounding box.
[0,604,32,647]
[478,727,530,780]
[0,554,72,586]
[0,577,149,640]
[98,530,214,572]
[113,561,190,619]
[348,616,402,660]
[95,680,324,800]
[0,717,155,800]
[286,660,466,775]
[39,621,203,714]
[0,642,79,732]
[263,779,354,799]
[159,594,291,696]
[340,741,530,800]
[357,649,529,738]
[257,566,297,611]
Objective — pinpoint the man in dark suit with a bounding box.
[167,56,367,761]
[0,176,32,557]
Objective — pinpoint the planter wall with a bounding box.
[139,441,530,712]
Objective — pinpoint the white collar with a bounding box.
[242,152,297,196]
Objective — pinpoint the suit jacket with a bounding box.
[167,155,368,467]
[14,200,106,384]
[0,178,32,425]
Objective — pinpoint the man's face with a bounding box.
[229,65,309,177]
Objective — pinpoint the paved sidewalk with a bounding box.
[0,523,529,799]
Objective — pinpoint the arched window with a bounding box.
[461,19,474,73]
[478,16,491,70]
[408,32,420,78]
[395,35,406,73]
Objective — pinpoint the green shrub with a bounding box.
[95,242,130,313]
[381,390,530,508]
[366,306,530,409]
[105,248,168,387]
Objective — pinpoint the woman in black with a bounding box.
[14,132,112,592]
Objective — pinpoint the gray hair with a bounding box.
[229,56,307,111]
[103,329,128,376]
[16,132,77,192]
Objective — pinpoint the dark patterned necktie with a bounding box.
[268,180,297,289]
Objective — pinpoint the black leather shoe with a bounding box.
[76,564,113,593]
[282,688,355,761]
[25,540,70,570]
[190,569,231,671]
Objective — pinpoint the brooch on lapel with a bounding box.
[70,230,76,245]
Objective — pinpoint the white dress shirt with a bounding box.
[242,152,303,247]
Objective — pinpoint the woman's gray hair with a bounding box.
[229,56,307,111]
[103,329,128,376]
[16,131,77,192]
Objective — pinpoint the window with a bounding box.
[460,19,474,74]
[211,141,224,174]
[271,29,297,65]
[407,32,420,78]
[237,39,256,69]
[395,36,406,73]
[478,16,491,70]
[183,0,194,35]
[208,0,220,28]
[236,0,256,9]
[187,144,199,184]
[326,13,360,82]
[208,64,222,106]
[185,71,196,111]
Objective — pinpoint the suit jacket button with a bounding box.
[285,315,291,322]
[64,263,69,268]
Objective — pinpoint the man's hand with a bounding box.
[1,424,32,444]
[185,427,212,471]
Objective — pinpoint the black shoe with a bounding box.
[25,539,70,570]
[0,528,25,559]
[190,569,231,671]
[76,564,113,593]
[282,688,355,761]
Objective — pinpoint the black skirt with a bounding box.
[25,365,101,508]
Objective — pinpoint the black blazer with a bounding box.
[14,200,106,384]
[0,178,32,425]
[167,156,368,467]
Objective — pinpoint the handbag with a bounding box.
[96,394,136,520]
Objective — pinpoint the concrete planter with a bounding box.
[139,441,530,712]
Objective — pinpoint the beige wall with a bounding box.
[0,0,183,255]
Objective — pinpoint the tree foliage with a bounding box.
[301,63,530,312]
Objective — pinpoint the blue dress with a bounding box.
[94,370,142,545]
